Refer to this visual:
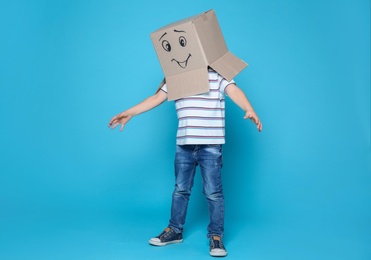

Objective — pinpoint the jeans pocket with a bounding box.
[206,144,222,153]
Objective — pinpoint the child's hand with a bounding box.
[108,112,132,132]
[244,111,262,132]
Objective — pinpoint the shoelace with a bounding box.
[211,237,225,249]
[162,228,176,239]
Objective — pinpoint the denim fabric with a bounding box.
[169,144,224,238]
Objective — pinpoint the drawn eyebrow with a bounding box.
[174,29,186,33]
[159,32,167,41]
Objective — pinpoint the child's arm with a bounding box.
[108,90,167,132]
[225,83,262,132]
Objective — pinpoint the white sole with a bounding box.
[149,238,183,246]
[210,248,228,257]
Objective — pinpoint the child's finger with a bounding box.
[250,116,257,124]
[258,122,262,131]
[109,120,116,127]
[111,123,119,129]
[109,118,117,125]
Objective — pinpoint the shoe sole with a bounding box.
[149,239,183,246]
[210,249,228,257]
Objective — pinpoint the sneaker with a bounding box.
[209,236,227,257]
[149,227,183,246]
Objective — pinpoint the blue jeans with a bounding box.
[169,145,224,238]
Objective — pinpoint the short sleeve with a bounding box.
[219,75,235,95]
[161,83,168,93]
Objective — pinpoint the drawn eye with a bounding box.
[162,40,171,52]
[179,36,187,47]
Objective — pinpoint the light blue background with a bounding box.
[0,0,370,259]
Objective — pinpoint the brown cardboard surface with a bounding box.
[193,10,228,65]
[210,52,248,82]
[150,9,247,100]
[167,68,209,100]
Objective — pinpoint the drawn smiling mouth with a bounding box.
[171,53,192,69]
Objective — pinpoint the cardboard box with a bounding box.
[151,9,247,101]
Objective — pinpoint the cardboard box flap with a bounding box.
[166,68,209,101]
[209,51,248,81]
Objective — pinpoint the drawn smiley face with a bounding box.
[159,30,192,69]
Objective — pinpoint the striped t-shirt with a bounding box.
[161,69,235,145]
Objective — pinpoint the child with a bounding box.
[108,68,262,257]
